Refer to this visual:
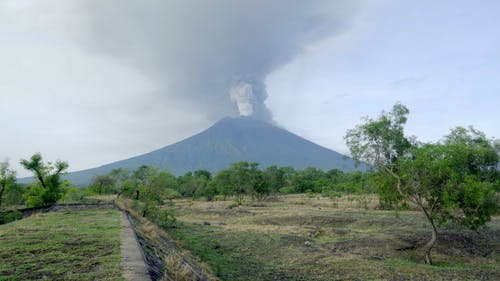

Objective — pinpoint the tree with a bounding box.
[263,165,284,194]
[251,168,269,200]
[177,170,212,199]
[0,160,16,208]
[345,104,499,264]
[109,168,131,183]
[211,169,233,199]
[133,165,158,185]
[20,153,69,207]
[229,161,254,196]
[89,174,116,194]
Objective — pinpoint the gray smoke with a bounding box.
[230,83,254,117]
[74,0,360,121]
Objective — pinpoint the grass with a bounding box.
[0,209,123,281]
[166,194,499,281]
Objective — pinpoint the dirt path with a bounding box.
[121,212,151,281]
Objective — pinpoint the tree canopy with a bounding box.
[20,153,69,207]
[345,103,499,264]
[0,160,16,208]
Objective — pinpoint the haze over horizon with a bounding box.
[1,0,499,177]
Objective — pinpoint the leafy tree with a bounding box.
[326,169,344,184]
[128,166,178,227]
[251,169,269,200]
[345,104,499,264]
[147,169,179,202]
[192,169,212,198]
[178,170,212,199]
[291,167,325,193]
[109,168,131,183]
[125,166,180,203]
[133,165,158,185]
[89,174,116,194]
[177,172,195,196]
[263,165,284,194]
[229,161,254,196]
[0,160,16,208]
[2,183,27,207]
[20,153,69,207]
[212,168,235,199]
[117,179,137,198]
[204,180,219,201]
[194,169,212,181]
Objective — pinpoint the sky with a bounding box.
[1,0,499,177]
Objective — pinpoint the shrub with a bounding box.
[0,210,22,224]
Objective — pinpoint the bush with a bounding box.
[164,188,181,200]
[62,186,87,202]
[140,202,177,228]
[25,185,47,208]
[0,210,22,224]
[279,186,295,194]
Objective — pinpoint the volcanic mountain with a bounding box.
[61,117,363,186]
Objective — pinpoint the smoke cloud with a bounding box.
[63,0,360,121]
[230,83,254,116]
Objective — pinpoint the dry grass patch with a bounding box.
[167,194,499,281]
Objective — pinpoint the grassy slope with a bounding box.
[0,209,123,281]
[167,194,499,281]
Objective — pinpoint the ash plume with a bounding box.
[64,0,360,121]
[230,83,254,117]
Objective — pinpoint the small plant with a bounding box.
[140,202,177,228]
[232,196,244,207]
[324,190,342,208]
[164,254,197,281]
[306,189,315,198]
[0,210,22,224]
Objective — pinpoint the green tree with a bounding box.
[278,166,297,193]
[89,174,116,194]
[251,168,269,200]
[211,169,233,199]
[20,153,69,207]
[345,104,499,264]
[194,169,212,180]
[178,170,212,199]
[117,179,137,198]
[0,160,16,208]
[109,168,131,183]
[263,165,284,194]
[229,161,254,196]
[133,165,158,185]
[192,169,212,198]
[2,183,27,207]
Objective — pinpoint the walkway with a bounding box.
[121,212,151,281]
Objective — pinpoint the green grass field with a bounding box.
[0,209,123,281]
[167,194,499,281]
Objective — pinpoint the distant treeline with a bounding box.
[84,162,374,202]
[0,161,374,211]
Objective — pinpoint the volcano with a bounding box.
[61,117,363,186]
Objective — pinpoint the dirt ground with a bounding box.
[166,194,499,281]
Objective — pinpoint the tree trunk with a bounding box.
[420,205,438,265]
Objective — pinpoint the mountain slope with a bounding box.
[61,117,362,186]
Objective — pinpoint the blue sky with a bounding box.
[1,0,498,176]
[268,0,499,153]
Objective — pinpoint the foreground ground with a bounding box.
[167,194,499,281]
[0,209,123,281]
